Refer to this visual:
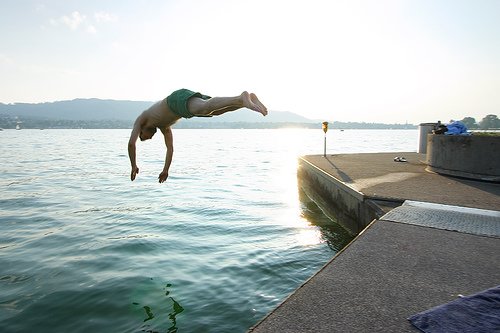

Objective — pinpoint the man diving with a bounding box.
[128,89,268,183]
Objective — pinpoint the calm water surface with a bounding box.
[0,129,418,332]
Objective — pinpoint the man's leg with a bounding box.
[187,91,267,117]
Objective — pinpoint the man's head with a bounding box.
[140,126,157,141]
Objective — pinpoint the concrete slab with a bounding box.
[249,218,500,333]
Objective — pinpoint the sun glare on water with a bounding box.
[266,129,327,247]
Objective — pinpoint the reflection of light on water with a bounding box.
[271,161,325,247]
[264,129,351,249]
[263,129,327,247]
[295,226,323,246]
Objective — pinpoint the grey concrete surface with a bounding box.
[302,153,500,210]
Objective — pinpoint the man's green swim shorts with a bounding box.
[165,89,211,119]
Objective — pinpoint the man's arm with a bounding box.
[158,127,174,183]
[128,118,142,181]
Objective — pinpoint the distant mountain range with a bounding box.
[0,98,315,123]
[0,98,416,129]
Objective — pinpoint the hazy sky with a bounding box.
[1,0,499,124]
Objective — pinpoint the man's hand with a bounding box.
[158,170,169,183]
[131,166,139,181]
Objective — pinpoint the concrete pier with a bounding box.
[298,152,499,234]
[249,152,500,333]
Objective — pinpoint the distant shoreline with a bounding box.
[0,118,418,130]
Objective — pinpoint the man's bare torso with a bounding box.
[141,99,180,129]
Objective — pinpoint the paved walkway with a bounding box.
[249,153,500,333]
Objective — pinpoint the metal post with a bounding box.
[322,121,329,157]
[324,134,326,157]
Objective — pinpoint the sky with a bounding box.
[1,0,499,124]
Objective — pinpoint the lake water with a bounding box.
[0,128,418,332]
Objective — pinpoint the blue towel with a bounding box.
[445,120,469,135]
[408,285,500,333]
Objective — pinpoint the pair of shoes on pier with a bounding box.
[393,156,407,162]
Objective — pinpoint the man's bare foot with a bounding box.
[250,93,268,116]
[241,91,268,116]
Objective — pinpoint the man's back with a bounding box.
[142,99,180,129]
